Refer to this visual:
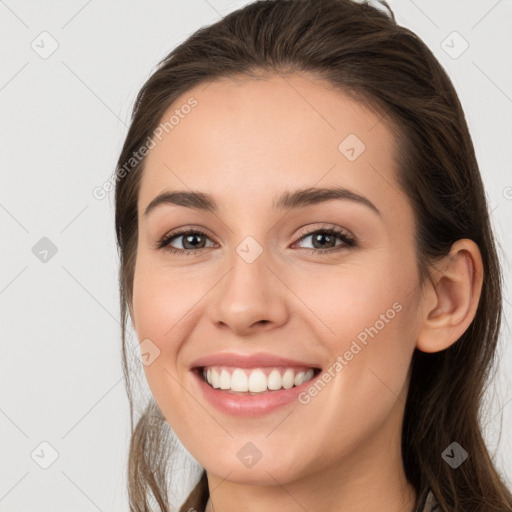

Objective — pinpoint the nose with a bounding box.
[207,244,289,336]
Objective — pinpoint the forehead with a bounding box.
[138,72,403,217]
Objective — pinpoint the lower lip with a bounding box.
[192,369,320,417]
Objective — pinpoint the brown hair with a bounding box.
[114,1,512,510]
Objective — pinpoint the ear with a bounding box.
[416,239,484,353]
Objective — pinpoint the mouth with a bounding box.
[194,365,322,395]
[189,352,324,416]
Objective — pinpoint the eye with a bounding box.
[293,225,356,254]
[156,224,356,256]
[156,228,216,255]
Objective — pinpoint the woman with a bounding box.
[114,0,512,510]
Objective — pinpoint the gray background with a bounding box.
[1,0,511,510]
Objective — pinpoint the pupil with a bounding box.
[184,234,204,249]
[314,233,334,249]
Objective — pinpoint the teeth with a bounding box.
[211,368,220,388]
[248,369,267,392]
[294,371,305,386]
[231,369,248,392]
[219,369,231,390]
[282,368,294,389]
[202,366,316,393]
[267,369,282,390]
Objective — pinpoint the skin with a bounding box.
[130,72,483,512]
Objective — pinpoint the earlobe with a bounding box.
[416,239,484,353]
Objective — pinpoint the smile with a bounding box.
[201,366,318,394]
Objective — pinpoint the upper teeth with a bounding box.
[202,367,316,393]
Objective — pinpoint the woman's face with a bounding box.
[132,73,424,485]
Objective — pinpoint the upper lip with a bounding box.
[189,352,321,370]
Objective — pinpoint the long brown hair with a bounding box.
[114,1,512,510]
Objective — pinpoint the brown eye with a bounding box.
[294,226,356,254]
[157,229,215,254]
[156,225,355,256]
[310,232,337,250]
[177,232,207,250]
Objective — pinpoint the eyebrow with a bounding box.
[143,186,381,217]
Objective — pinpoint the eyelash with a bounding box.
[156,225,356,256]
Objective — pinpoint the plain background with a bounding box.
[1,0,511,510]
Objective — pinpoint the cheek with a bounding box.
[132,252,199,344]
[292,258,418,417]
[131,261,199,432]
[292,256,416,353]
[131,254,212,409]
